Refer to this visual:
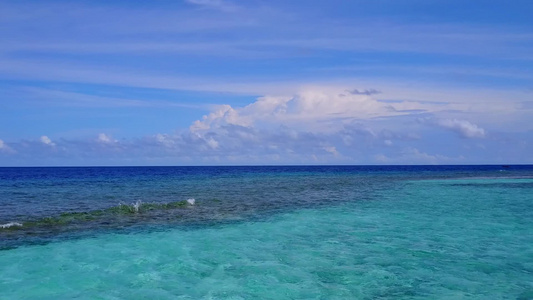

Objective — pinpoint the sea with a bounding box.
[0,165,532,299]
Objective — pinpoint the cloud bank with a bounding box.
[1,87,529,166]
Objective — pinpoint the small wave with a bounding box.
[0,222,23,229]
[187,198,196,205]
[132,200,142,213]
[117,200,145,213]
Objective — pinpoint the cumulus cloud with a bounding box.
[437,119,486,138]
[190,104,249,132]
[189,88,446,136]
[180,88,433,163]
[40,135,56,146]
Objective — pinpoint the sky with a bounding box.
[0,0,532,166]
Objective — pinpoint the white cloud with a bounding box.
[190,88,448,135]
[0,85,529,165]
[322,146,339,156]
[205,136,219,149]
[154,134,177,148]
[174,88,501,164]
[40,135,56,146]
[437,119,486,138]
[190,104,249,132]
[0,139,15,154]
[97,133,117,144]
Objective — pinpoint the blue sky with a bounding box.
[0,0,532,166]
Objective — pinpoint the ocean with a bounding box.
[1,166,532,299]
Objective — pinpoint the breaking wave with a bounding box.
[0,222,23,229]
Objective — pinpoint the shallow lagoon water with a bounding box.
[1,166,532,299]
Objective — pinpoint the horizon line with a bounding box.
[0,164,530,168]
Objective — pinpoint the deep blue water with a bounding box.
[1,165,532,247]
[0,166,526,218]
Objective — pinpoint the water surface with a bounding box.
[1,166,532,299]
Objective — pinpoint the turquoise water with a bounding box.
[1,167,532,299]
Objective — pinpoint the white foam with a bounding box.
[132,200,142,212]
[0,222,23,229]
[187,198,196,205]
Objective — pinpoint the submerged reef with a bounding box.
[0,199,195,232]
